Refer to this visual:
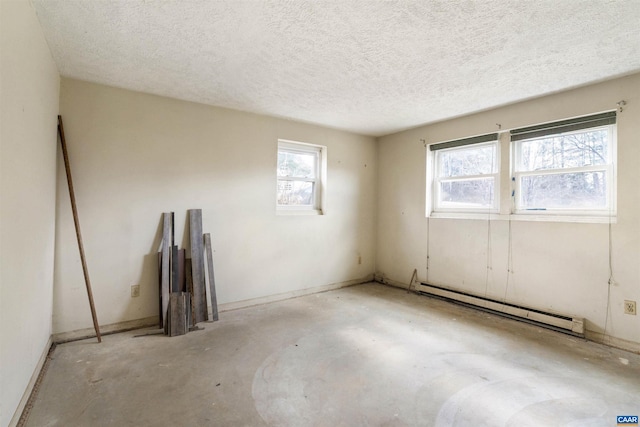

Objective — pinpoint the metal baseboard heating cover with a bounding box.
[417,282,584,337]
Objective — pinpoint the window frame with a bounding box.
[276,139,326,215]
[430,138,500,214]
[511,124,617,217]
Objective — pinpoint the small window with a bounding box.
[277,140,325,214]
[431,134,499,213]
[511,112,616,215]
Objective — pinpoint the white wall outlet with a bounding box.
[131,284,140,298]
[624,300,636,315]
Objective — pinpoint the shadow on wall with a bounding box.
[124,215,165,322]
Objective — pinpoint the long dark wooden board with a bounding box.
[189,209,207,323]
[185,258,194,327]
[157,251,163,328]
[58,116,102,342]
[178,249,185,292]
[171,245,179,293]
[161,213,172,330]
[204,233,219,321]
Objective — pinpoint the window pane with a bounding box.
[440,178,494,208]
[277,180,314,206]
[520,171,607,209]
[278,150,316,178]
[519,129,608,172]
[439,144,496,178]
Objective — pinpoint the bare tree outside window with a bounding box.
[434,142,499,211]
[515,128,612,212]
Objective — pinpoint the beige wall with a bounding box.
[55,78,377,334]
[0,1,60,426]
[377,73,640,350]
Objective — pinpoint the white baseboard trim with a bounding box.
[9,336,53,427]
[585,330,640,354]
[375,275,412,290]
[216,274,374,313]
[52,275,375,342]
[52,316,159,344]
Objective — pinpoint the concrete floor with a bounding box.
[26,283,639,426]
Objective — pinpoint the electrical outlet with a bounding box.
[131,284,140,298]
[624,300,636,315]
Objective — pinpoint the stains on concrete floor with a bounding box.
[25,283,640,426]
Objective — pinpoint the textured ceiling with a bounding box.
[32,0,640,136]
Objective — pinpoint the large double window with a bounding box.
[429,111,617,220]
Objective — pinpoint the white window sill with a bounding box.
[277,209,323,216]
[428,211,617,224]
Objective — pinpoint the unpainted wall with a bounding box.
[377,73,640,350]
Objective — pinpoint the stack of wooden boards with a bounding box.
[158,209,218,336]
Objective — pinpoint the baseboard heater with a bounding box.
[417,282,584,337]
